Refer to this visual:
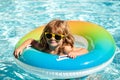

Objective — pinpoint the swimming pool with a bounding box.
[0,0,120,80]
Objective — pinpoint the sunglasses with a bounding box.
[45,32,65,40]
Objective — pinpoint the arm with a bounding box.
[68,47,88,58]
[14,38,34,58]
[64,46,88,58]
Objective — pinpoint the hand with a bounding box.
[68,51,77,58]
[13,47,24,58]
[13,39,34,58]
[68,48,88,58]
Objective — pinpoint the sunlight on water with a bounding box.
[0,0,120,80]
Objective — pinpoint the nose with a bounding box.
[51,36,55,40]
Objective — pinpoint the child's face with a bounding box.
[45,32,64,49]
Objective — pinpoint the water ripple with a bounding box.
[0,0,120,80]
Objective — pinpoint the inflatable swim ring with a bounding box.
[15,21,116,79]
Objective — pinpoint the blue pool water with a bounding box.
[0,0,120,80]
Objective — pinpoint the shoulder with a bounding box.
[31,40,39,45]
[63,45,73,54]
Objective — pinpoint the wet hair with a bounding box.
[32,19,74,54]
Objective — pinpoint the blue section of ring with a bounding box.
[19,46,115,70]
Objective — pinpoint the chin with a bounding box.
[50,44,58,47]
[49,43,58,47]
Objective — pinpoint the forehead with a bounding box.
[46,25,64,34]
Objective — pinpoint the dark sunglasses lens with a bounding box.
[46,33,52,39]
[55,35,61,40]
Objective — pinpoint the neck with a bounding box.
[49,46,56,50]
[49,46,59,54]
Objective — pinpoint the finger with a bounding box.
[15,52,19,58]
[14,51,18,58]
[71,56,74,58]
[15,50,20,58]
[18,52,21,57]
[69,54,76,59]
[20,50,23,55]
[72,56,76,58]
[69,55,74,58]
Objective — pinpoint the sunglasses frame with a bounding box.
[45,32,65,40]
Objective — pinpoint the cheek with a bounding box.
[57,40,63,45]
[46,39,49,43]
